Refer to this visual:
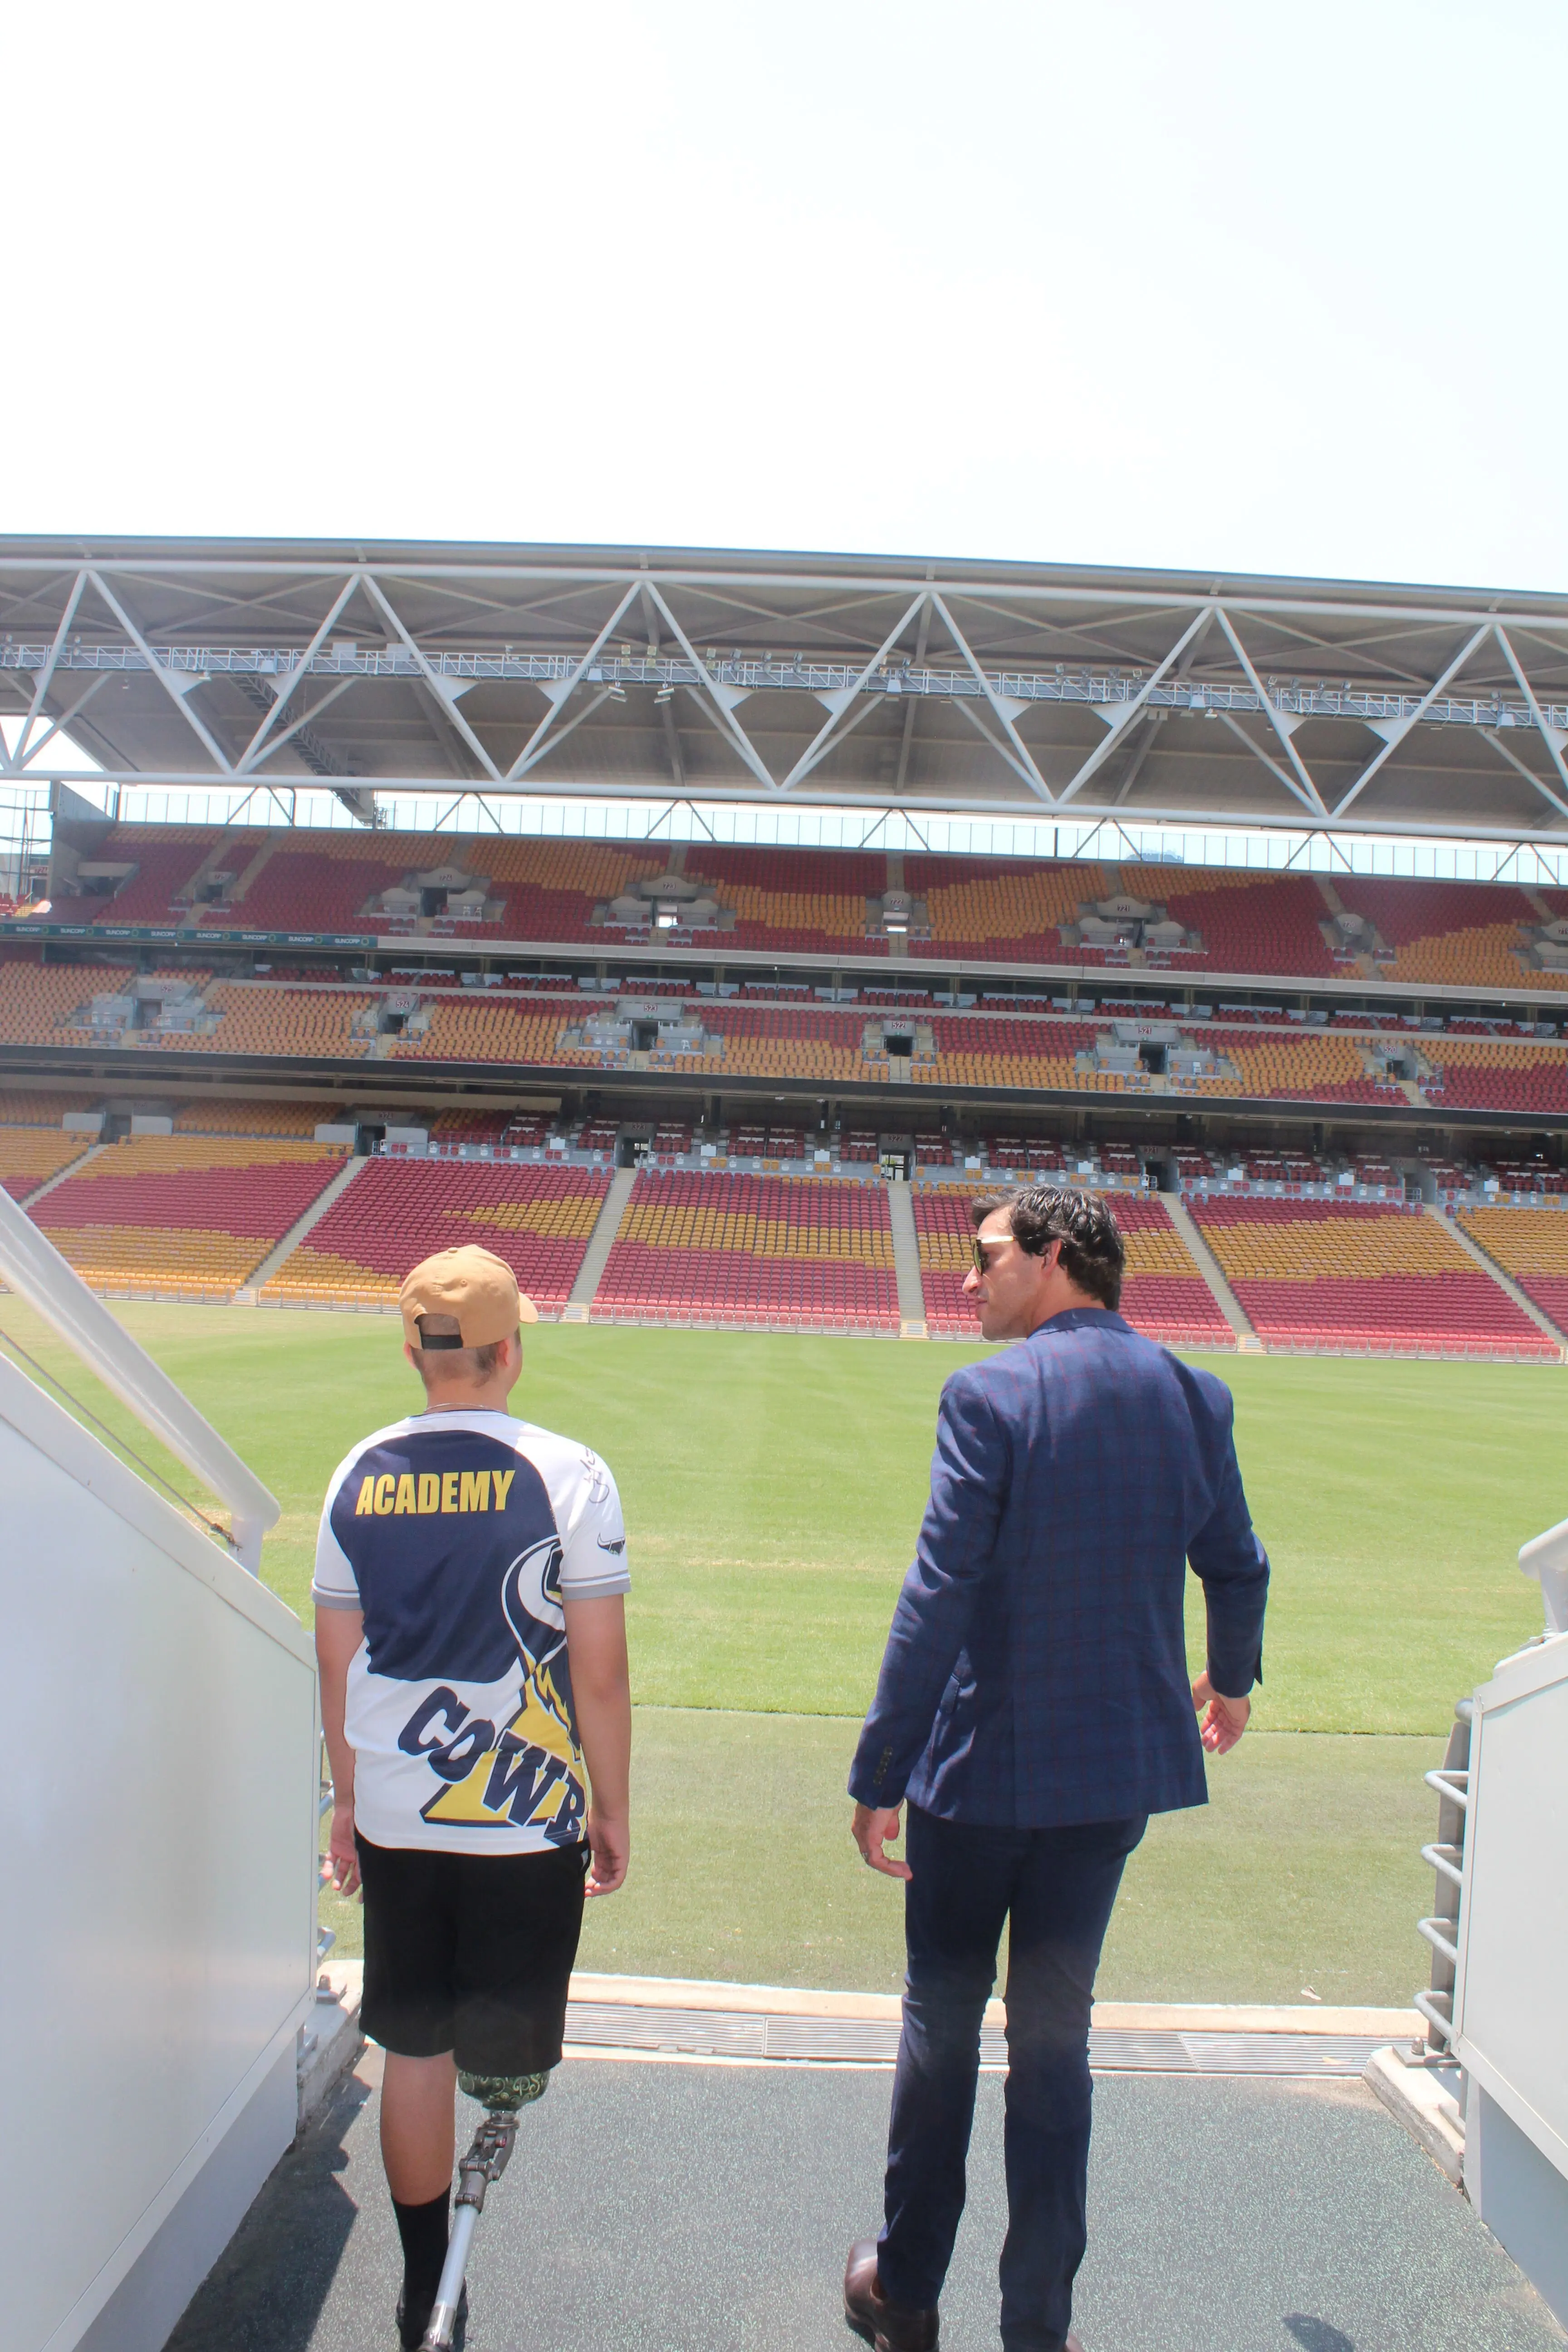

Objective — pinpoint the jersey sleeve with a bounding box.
[556,1446,632,1601]
[311,1448,367,1612]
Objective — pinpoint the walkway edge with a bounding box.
[568,1972,1420,2038]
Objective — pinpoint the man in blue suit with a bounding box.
[843,1186,1269,2352]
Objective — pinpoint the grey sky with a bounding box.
[7,0,1562,594]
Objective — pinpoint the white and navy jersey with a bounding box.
[313,1407,630,1855]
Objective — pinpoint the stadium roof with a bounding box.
[5,535,1568,843]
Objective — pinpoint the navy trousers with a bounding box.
[876,1804,1147,2352]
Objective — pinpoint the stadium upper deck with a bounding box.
[10,818,1568,1006]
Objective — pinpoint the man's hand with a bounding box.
[321,1798,361,1899]
[1192,1671,1251,1755]
[852,1803,911,1882]
[584,1804,629,1897]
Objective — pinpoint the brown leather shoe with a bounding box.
[843,2239,938,2352]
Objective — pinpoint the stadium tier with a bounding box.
[591,1169,899,1331]
[260,1158,610,1312]
[16,821,1568,991]
[27,1136,349,1296]
[912,1186,1233,1346]
[1188,1196,1556,1357]
[1455,1207,1568,1337]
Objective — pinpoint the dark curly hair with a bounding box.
[970,1186,1126,1310]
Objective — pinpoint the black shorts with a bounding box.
[356,1835,588,2075]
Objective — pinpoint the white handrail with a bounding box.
[0,1182,279,1570]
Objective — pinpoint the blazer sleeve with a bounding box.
[848,1368,1008,1808]
[1186,1380,1269,1700]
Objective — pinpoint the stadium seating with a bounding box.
[172,1099,328,1136]
[472,838,671,942]
[911,1186,1231,1345]
[13,819,1568,995]
[182,984,376,1058]
[1188,1196,1555,1355]
[1455,1206,1568,1336]
[1332,877,1555,992]
[1418,1040,1568,1114]
[46,826,214,923]
[907,857,1113,962]
[682,847,888,957]
[1184,1029,1406,1104]
[1122,868,1337,978]
[922,1016,1098,1093]
[29,1136,349,1295]
[593,1169,899,1330]
[0,1089,102,1126]
[392,996,594,1066]
[262,1158,611,1312]
[0,956,119,1043]
[0,1127,97,1201]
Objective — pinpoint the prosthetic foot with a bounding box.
[419,2073,549,2350]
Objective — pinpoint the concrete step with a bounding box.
[1164,1195,1261,1348]
[887,1181,927,1334]
[565,1164,637,1315]
[241,1154,366,1298]
[1431,1205,1568,1352]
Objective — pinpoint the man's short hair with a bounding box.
[970,1186,1125,1310]
[408,1313,518,1388]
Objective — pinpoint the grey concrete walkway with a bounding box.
[169,2052,1563,2352]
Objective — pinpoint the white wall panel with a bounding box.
[0,1367,317,2352]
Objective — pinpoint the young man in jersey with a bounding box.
[315,1244,632,2349]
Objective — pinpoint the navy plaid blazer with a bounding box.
[849,1308,1269,1828]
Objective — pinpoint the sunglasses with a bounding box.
[970,1233,1061,1276]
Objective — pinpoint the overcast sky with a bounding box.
[8,1,1564,595]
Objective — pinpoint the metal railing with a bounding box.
[1413,1513,1568,2058]
[4,635,1566,734]
[0,1181,279,1571]
[1416,1701,1474,2054]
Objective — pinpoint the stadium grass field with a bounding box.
[4,1300,1561,2004]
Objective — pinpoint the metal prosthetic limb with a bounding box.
[420,2072,549,2350]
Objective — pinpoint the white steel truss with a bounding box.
[2,543,1568,843]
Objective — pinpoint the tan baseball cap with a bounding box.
[399,1245,538,1350]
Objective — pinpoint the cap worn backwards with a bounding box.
[399,1244,539,1351]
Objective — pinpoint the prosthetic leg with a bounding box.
[419,2071,549,2351]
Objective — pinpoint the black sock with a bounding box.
[392,2190,451,2310]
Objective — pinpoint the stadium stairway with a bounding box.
[1432,1205,1568,1353]
[15,1137,103,1207]
[239,1155,368,1300]
[887,1185,928,1336]
[561,1164,638,1320]
[1164,1196,1262,1349]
